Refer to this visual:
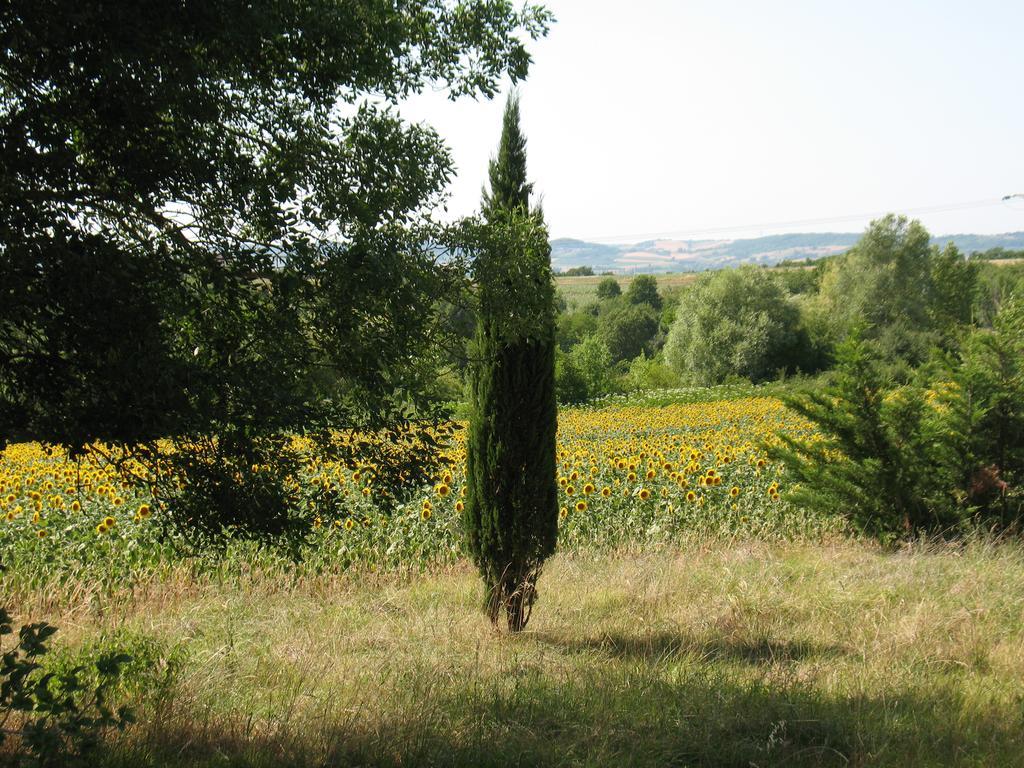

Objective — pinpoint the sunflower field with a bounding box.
[0,394,843,590]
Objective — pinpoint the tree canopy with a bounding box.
[664,266,801,385]
[625,274,662,310]
[0,0,552,541]
[810,215,975,367]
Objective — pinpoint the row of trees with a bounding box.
[552,216,1024,398]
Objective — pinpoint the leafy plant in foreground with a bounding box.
[0,608,133,766]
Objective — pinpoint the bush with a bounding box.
[932,294,1024,526]
[595,276,622,300]
[624,353,680,392]
[769,336,953,540]
[664,266,803,385]
[0,608,134,766]
[771,298,1024,541]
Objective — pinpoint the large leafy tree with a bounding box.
[664,266,803,384]
[810,215,976,368]
[0,0,552,543]
[464,94,558,632]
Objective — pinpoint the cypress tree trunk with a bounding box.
[464,94,558,632]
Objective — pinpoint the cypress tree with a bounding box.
[464,94,558,632]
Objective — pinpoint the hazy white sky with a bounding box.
[399,0,1024,242]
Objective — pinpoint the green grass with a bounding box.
[13,538,1024,767]
[555,272,699,308]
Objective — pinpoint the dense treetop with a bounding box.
[0,0,552,540]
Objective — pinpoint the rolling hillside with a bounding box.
[551,231,1024,274]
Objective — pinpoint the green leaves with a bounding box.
[1,0,552,543]
[465,97,557,631]
[0,607,135,765]
[769,303,1024,541]
[665,266,803,385]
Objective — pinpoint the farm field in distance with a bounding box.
[555,271,700,307]
[554,257,1021,308]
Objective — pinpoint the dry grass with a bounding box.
[11,538,1024,767]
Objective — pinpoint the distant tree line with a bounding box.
[545,215,1024,401]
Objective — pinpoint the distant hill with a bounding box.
[551,231,1024,274]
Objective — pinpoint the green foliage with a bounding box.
[624,274,663,310]
[595,277,622,300]
[769,336,950,540]
[932,294,1024,526]
[0,607,134,766]
[464,213,558,632]
[0,0,552,544]
[598,302,660,363]
[481,93,533,216]
[775,267,821,296]
[771,300,1024,540]
[556,335,615,403]
[811,216,975,369]
[556,306,599,352]
[562,266,596,276]
[464,98,558,632]
[664,266,803,385]
[973,263,1024,327]
[555,349,590,405]
[624,353,681,392]
[928,244,978,343]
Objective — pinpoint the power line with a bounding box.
[571,197,1010,244]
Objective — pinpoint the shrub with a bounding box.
[595,276,622,300]
[769,336,953,540]
[0,608,134,766]
[771,298,1024,541]
[931,294,1024,526]
[624,353,680,392]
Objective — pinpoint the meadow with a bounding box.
[9,539,1024,767]
[4,389,1024,766]
[555,272,700,307]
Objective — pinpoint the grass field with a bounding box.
[13,539,1024,767]
[555,272,699,308]
[4,389,1023,766]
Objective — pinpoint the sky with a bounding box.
[398,0,1024,243]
